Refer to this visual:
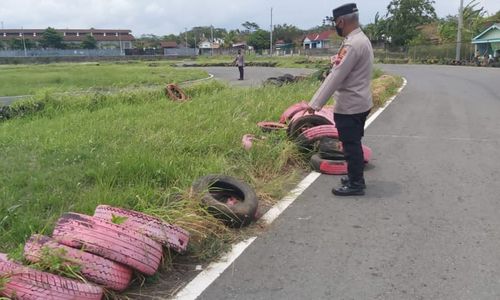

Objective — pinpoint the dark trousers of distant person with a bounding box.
[238,66,244,80]
[334,110,370,187]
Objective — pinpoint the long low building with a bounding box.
[0,28,134,49]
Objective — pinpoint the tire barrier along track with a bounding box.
[257,121,287,133]
[52,213,163,276]
[310,154,348,175]
[93,205,190,254]
[24,234,133,292]
[287,115,333,140]
[0,253,103,300]
[279,101,309,124]
[165,83,188,101]
[296,125,339,150]
[192,175,258,228]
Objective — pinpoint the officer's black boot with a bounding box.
[341,176,366,189]
[332,182,365,196]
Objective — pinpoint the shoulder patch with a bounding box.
[334,47,348,66]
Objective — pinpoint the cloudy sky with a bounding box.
[1,0,499,36]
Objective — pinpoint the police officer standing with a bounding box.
[307,3,374,196]
[233,49,245,80]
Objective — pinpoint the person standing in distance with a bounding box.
[307,3,374,196]
[233,49,245,80]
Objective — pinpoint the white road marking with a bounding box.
[173,76,408,300]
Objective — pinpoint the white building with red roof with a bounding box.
[303,30,336,49]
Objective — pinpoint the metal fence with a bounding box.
[0,49,123,57]
[164,48,198,57]
[374,42,477,64]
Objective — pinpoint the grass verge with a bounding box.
[0,68,402,298]
[0,61,207,96]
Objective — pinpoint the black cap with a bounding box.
[332,3,358,20]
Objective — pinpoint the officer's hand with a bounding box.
[306,106,316,114]
[330,55,337,65]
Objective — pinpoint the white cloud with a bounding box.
[0,0,498,36]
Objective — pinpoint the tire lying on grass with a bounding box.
[165,83,188,101]
[257,121,287,133]
[192,175,258,228]
[52,213,163,276]
[263,77,284,87]
[0,253,104,300]
[24,234,133,292]
[93,205,190,253]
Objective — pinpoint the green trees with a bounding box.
[385,0,437,46]
[241,21,260,32]
[438,0,487,43]
[247,29,270,52]
[273,23,303,45]
[8,38,36,50]
[40,27,65,49]
[81,34,97,49]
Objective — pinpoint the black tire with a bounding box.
[318,138,344,160]
[278,74,295,83]
[192,175,258,228]
[287,115,332,140]
[264,77,284,87]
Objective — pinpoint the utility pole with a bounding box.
[270,7,273,56]
[1,21,3,30]
[194,34,197,56]
[211,25,214,56]
[21,26,27,57]
[185,27,188,49]
[456,0,464,61]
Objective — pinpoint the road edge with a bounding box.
[173,77,408,300]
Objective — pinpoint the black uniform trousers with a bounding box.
[238,66,244,80]
[334,110,370,186]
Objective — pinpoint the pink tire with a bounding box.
[257,121,287,133]
[0,253,103,300]
[279,101,309,124]
[296,125,339,149]
[310,154,348,175]
[93,205,190,253]
[52,213,163,275]
[337,143,373,163]
[24,234,133,292]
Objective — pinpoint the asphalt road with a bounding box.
[0,95,26,106]
[0,67,314,107]
[198,65,500,300]
[202,66,315,87]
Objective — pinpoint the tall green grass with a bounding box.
[0,80,316,254]
[0,61,207,96]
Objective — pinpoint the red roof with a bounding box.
[304,30,335,42]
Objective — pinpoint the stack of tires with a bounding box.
[0,206,190,299]
[263,73,302,87]
[279,102,372,175]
